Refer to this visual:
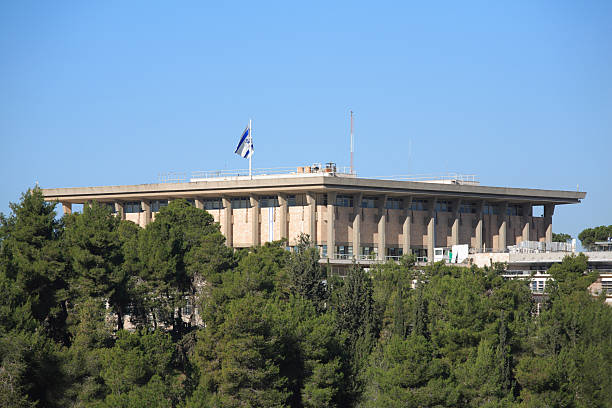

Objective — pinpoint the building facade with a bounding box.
[41,165,585,266]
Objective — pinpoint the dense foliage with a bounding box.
[1,188,611,407]
[578,225,612,250]
[552,232,572,243]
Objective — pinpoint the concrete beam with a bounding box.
[306,192,316,243]
[61,202,72,215]
[250,196,260,247]
[522,203,531,242]
[544,204,555,243]
[278,193,288,241]
[115,202,125,221]
[475,201,484,251]
[498,202,508,252]
[327,192,336,259]
[427,198,437,262]
[141,200,151,227]
[377,195,387,260]
[353,192,363,259]
[451,199,462,246]
[402,196,412,255]
[222,197,232,247]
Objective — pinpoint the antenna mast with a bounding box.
[350,110,354,174]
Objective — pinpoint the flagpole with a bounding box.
[249,118,252,179]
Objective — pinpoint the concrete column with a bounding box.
[377,195,387,260]
[195,199,204,210]
[353,193,363,259]
[402,196,412,255]
[498,202,508,252]
[61,202,72,215]
[327,191,336,259]
[278,194,288,241]
[451,199,462,246]
[306,192,317,243]
[250,196,260,247]
[115,202,125,221]
[427,198,437,262]
[544,204,555,243]
[141,200,152,227]
[522,203,531,242]
[222,197,233,247]
[475,201,484,252]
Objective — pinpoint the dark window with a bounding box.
[105,203,117,214]
[409,199,427,211]
[387,247,403,257]
[507,204,523,216]
[459,202,477,214]
[151,200,168,212]
[336,195,353,207]
[204,199,222,210]
[385,198,402,210]
[483,203,500,215]
[317,194,328,206]
[125,201,142,213]
[259,196,279,208]
[435,200,452,212]
[231,197,251,209]
[287,195,297,207]
[362,197,378,208]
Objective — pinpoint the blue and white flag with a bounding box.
[234,126,253,159]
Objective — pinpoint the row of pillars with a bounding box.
[61,195,555,260]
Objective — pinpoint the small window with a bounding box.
[204,199,222,210]
[336,195,354,207]
[483,203,500,215]
[318,245,328,257]
[124,201,142,213]
[317,194,328,206]
[362,197,377,208]
[459,202,477,214]
[385,198,402,210]
[260,196,279,208]
[386,247,403,257]
[507,204,523,216]
[151,200,168,212]
[231,197,251,209]
[435,200,452,213]
[409,199,427,211]
[287,195,297,207]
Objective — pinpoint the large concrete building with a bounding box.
[41,164,586,270]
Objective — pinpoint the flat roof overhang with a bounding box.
[41,175,586,206]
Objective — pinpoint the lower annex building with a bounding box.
[41,163,586,274]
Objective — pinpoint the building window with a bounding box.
[151,200,168,212]
[317,245,328,257]
[335,245,353,259]
[336,195,353,207]
[387,247,403,257]
[186,199,195,206]
[231,197,251,209]
[385,198,402,210]
[317,194,328,206]
[435,200,452,213]
[288,195,297,207]
[260,196,279,208]
[151,200,167,212]
[124,202,142,213]
[459,202,477,214]
[409,199,427,211]
[483,203,500,215]
[362,197,378,208]
[507,204,523,216]
[203,199,222,210]
[360,246,378,258]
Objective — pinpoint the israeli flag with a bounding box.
[234,126,253,159]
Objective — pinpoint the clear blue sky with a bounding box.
[1,1,611,241]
